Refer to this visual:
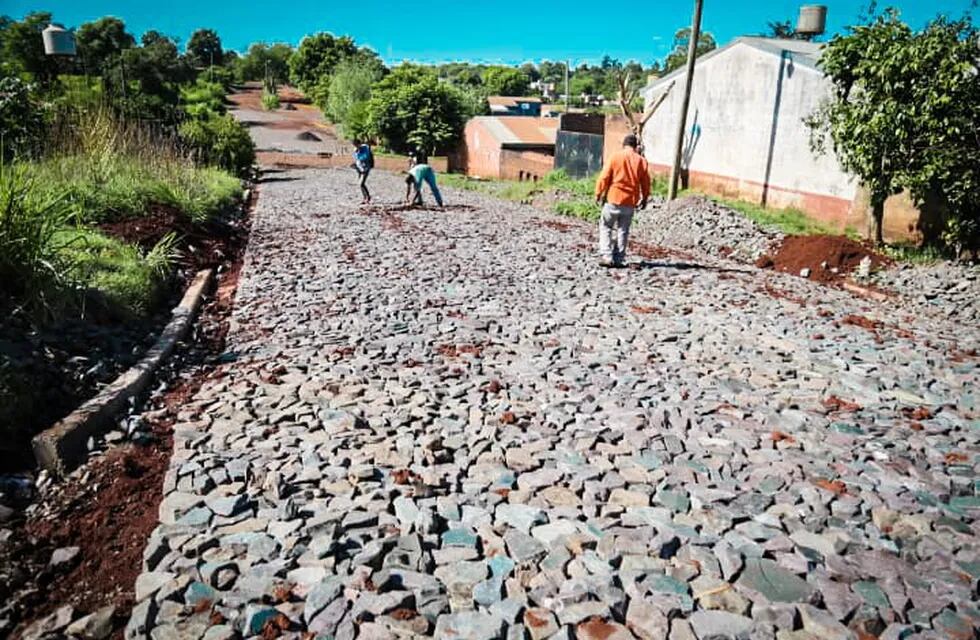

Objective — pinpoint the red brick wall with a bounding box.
[603,115,634,167]
[499,150,554,181]
[461,120,503,178]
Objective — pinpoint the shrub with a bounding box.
[324,58,384,137]
[261,90,280,110]
[366,64,467,155]
[57,228,178,315]
[179,114,255,177]
[0,76,46,161]
[180,79,227,119]
[0,162,74,316]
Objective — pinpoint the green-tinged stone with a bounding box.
[632,453,662,470]
[541,547,571,572]
[956,560,980,580]
[493,472,516,488]
[655,489,690,513]
[488,555,515,577]
[935,516,971,535]
[649,573,689,596]
[933,609,973,639]
[758,477,785,495]
[684,460,710,474]
[245,606,279,635]
[852,581,889,608]
[949,495,980,510]
[185,581,217,607]
[946,465,973,477]
[914,491,939,507]
[829,422,864,435]
[907,608,932,626]
[798,546,823,563]
[737,558,814,603]
[443,529,478,548]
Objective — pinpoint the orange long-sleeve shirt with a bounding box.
[595,147,651,207]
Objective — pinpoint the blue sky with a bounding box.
[6,1,975,65]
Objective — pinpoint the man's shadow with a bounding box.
[630,260,751,274]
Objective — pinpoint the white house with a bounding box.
[641,37,922,239]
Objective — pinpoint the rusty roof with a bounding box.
[470,116,557,148]
[486,96,544,107]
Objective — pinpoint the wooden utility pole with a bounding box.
[565,60,570,111]
[667,0,704,200]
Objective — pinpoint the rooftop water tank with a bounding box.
[42,23,76,57]
[797,5,828,37]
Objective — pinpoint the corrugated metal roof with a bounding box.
[644,36,824,93]
[471,116,557,147]
[487,96,544,107]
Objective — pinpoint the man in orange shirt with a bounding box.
[594,134,650,267]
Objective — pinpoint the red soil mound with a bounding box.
[756,234,890,283]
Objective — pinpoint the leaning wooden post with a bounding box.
[667,0,704,200]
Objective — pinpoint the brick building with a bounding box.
[457,116,558,181]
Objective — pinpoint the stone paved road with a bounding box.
[127,169,979,640]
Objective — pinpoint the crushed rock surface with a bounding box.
[125,169,979,640]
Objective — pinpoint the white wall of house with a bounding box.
[642,42,857,204]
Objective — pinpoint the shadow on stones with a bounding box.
[630,260,752,274]
[257,176,302,184]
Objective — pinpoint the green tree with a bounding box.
[519,62,540,83]
[288,32,360,91]
[538,61,565,85]
[481,66,530,96]
[186,28,223,68]
[1,12,60,84]
[325,58,385,138]
[366,64,467,155]
[807,9,980,250]
[76,17,135,73]
[438,62,484,88]
[663,27,717,73]
[235,42,293,83]
[0,76,45,159]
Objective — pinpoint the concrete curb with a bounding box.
[32,269,215,476]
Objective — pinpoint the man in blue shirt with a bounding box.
[353,140,374,204]
[404,152,444,207]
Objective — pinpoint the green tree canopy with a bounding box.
[186,28,223,68]
[235,42,293,83]
[366,64,467,155]
[481,66,530,96]
[325,58,385,140]
[76,16,135,72]
[538,61,565,85]
[1,12,60,84]
[289,32,361,91]
[663,27,717,73]
[807,9,980,250]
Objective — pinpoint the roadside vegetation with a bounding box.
[806,9,979,255]
[0,10,253,453]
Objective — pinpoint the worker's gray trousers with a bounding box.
[599,203,634,264]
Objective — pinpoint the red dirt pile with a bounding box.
[756,234,890,283]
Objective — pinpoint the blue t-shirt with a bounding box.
[354,145,373,171]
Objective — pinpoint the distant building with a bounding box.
[531,81,557,101]
[457,116,557,181]
[487,96,543,117]
[641,36,925,241]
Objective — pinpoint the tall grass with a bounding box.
[0,163,75,317]
[32,108,241,224]
[4,107,242,320]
